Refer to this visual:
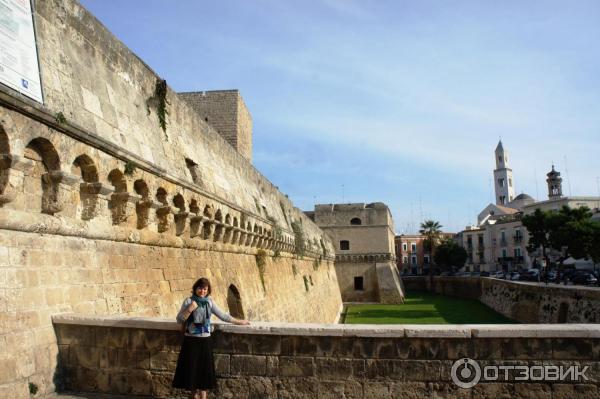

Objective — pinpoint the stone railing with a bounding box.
[53,314,600,398]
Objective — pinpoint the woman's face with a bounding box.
[195,285,209,298]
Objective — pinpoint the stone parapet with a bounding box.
[52,315,600,398]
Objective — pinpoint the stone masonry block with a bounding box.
[553,338,594,360]
[231,354,267,376]
[276,356,315,377]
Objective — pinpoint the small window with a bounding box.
[350,218,362,225]
[424,256,430,264]
[411,256,417,265]
[498,178,505,187]
[354,276,364,291]
[403,256,408,263]
[411,243,416,252]
[402,243,407,251]
[340,240,350,250]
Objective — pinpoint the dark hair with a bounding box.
[192,277,211,296]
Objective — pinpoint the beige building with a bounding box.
[458,144,600,272]
[307,203,404,303]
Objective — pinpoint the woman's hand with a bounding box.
[235,319,250,326]
[186,301,198,313]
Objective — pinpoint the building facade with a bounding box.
[308,203,404,303]
[395,233,454,275]
[458,142,600,272]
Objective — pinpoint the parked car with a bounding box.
[544,270,557,283]
[509,271,520,281]
[571,273,598,286]
[480,271,490,277]
[493,271,506,279]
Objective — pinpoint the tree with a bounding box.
[523,206,597,281]
[419,220,443,278]
[434,239,468,272]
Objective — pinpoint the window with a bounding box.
[499,195,506,205]
[498,156,502,162]
[498,178,505,187]
[411,256,417,265]
[514,247,521,257]
[340,240,350,250]
[350,218,362,225]
[403,256,408,264]
[402,243,407,251]
[424,255,430,264]
[502,249,507,258]
[478,235,484,246]
[354,277,364,291]
[411,243,417,252]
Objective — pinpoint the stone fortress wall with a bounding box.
[309,203,404,303]
[404,276,600,323]
[0,0,342,397]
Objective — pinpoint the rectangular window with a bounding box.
[402,243,407,251]
[354,277,364,291]
[502,249,507,258]
[411,256,417,265]
[340,240,350,250]
[411,243,416,252]
[403,256,408,264]
[424,256,430,264]
[514,247,521,257]
[498,178,505,187]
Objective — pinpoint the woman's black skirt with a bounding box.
[172,335,217,391]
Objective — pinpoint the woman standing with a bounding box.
[172,277,250,399]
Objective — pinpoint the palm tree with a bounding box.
[420,220,443,279]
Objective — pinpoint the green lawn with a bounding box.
[343,291,516,324]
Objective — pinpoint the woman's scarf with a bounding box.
[190,295,211,330]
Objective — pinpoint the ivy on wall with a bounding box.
[146,78,169,136]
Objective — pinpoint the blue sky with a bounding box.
[80,0,600,233]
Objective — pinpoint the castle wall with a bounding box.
[0,0,341,395]
[403,276,600,323]
[179,90,253,162]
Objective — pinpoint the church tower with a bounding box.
[546,165,563,199]
[493,141,515,206]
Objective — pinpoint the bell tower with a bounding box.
[493,141,515,206]
[546,165,563,199]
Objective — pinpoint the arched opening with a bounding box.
[213,209,224,242]
[245,222,253,246]
[223,214,233,243]
[24,138,61,214]
[202,204,214,240]
[173,193,188,236]
[189,199,202,238]
[72,154,99,220]
[226,284,245,319]
[155,187,170,233]
[108,169,128,224]
[350,217,362,225]
[134,179,150,229]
